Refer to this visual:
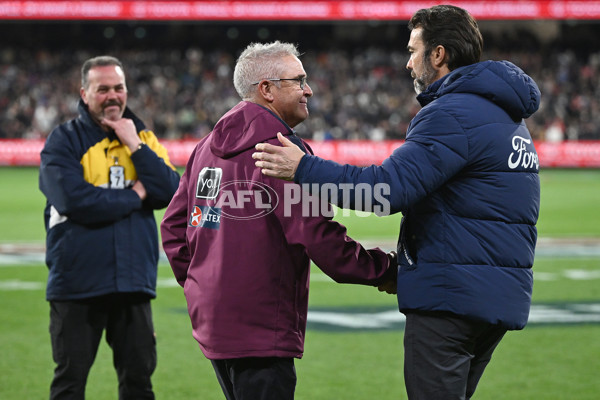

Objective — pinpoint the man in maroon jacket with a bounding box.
[160,41,396,400]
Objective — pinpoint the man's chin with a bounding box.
[413,80,423,95]
[414,78,430,95]
[103,109,122,121]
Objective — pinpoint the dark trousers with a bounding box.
[49,294,156,400]
[404,311,507,400]
[211,357,296,400]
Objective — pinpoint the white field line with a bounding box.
[1,268,600,291]
[1,238,599,291]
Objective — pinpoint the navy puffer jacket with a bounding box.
[296,60,541,329]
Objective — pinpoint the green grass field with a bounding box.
[1,167,599,399]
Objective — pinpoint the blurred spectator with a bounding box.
[2,44,599,140]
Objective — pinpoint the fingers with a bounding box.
[101,117,135,132]
[254,142,280,154]
[252,144,286,165]
[252,148,280,167]
[254,160,292,180]
[277,131,295,147]
[254,132,296,152]
[101,118,141,152]
[377,280,397,295]
[252,148,274,162]
[379,287,397,295]
[252,132,301,181]
[100,118,115,128]
[254,160,274,170]
[260,168,278,177]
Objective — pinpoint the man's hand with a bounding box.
[378,251,398,294]
[377,279,397,295]
[252,132,304,181]
[101,118,142,153]
[131,180,147,200]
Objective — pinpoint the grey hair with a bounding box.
[233,41,300,100]
[81,55,124,89]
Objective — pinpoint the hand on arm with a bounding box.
[101,117,142,153]
[252,132,305,181]
[131,180,147,200]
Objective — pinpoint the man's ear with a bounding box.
[431,45,447,69]
[257,81,275,103]
[80,87,88,104]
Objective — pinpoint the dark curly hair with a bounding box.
[408,5,483,71]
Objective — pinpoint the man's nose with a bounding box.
[106,88,121,98]
[304,83,313,97]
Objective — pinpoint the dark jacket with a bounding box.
[161,101,393,360]
[295,61,541,329]
[40,100,180,301]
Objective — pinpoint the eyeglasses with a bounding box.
[252,77,308,90]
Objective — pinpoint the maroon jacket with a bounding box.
[161,101,392,360]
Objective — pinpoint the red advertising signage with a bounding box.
[2,139,599,168]
[1,1,600,21]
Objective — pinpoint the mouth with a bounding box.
[101,103,122,120]
[103,106,120,113]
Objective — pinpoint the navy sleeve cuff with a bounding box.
[294,154,313,184]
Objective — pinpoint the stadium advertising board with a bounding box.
[2,139,600,168]
[1,1,600,21]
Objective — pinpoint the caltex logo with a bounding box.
[188,205,222,230]
[189,206,203,227]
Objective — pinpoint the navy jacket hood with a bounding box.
[418,60,541,120]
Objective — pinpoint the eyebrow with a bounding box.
[98,83,125,89]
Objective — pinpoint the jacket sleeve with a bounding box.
[133,130,180,210]
[160,146,196,287]
[39,127,143,225]
[267,176,395,286]
[295,109,469,214]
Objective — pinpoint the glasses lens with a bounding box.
[299,77,306,90]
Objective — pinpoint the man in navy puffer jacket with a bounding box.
[253,5,541,400]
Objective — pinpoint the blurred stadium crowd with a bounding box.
[1,23,600,142]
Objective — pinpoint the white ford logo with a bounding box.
[508,136,539,170]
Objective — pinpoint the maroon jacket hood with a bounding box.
[210,101,292,159]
